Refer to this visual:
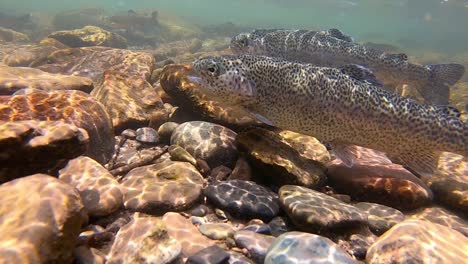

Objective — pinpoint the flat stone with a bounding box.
[136,127,159,144]
[162,212,216,257]
[237,127,328,189]
[91,71,163,132]
[279,185,368,233]
[0,89,114,164]
[107,213,181,264]
[409,206,468,236]
[367,220,468,264]
[0,174,87,263]
[171,121,239,168]
[186,245,230,264]
[265,232,357,264]
[0,27,29,43]
[0,44,58,67]
[0,65,93,95]
[234,230,275,263]
[0,120,89,183]
[354,202,405,235]
[59,156,123,217]
[204,180,280,221]
[327,146,433,210]
[199,223,235,240]
[48,26,127,48]
[121,160,204,213]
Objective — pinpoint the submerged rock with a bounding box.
[48,26,127,48]
[107,213,181,264]
[171,121,239,168]
[0,120,89,183]
[0,174,87,263]
[265,231,357,264]
[0,65,93,95]
[234,230,275,263]
[366,220,468,264]
[0,43,58,67]
[354,202,405,235]
[0,89,114,164]
[186,245,230,264]
[0,27,30,43]
[409,206,468,236]
[237,127,328,189]
[279,185,368,234]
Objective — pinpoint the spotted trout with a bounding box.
[230,29,465,105]
[190,55,467,177]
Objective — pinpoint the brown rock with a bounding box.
[0,44,58,67]
[0,120,89,183]
[121,160,205,213]
[73,246,106,264]
[107,213,181,264]
[0,174,87,263]
[91,70,163,132]
[237,127,328,189]
[0,26,30,42]
[59,156,123,217]
[0,89,114,164]
[409,206,468,236]
[327,146,433,210]
[48,26,127,48]
[36,46,154,82]
[0,65,93,95]
[367,220,468,264]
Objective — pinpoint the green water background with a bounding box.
[2,0,468,55]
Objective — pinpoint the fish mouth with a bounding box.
[187,75,203,85]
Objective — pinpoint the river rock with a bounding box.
[0,174,87,263]
[0,65,93,95]
[48,26,127,48]
[59,156,123,217]
[354,202,405,235]
[171,121,238,168]
[204,180,280,221]
[0,120,89,183]
[91,70,164,132]
[409,206,468,236]
[186,245,230,264]
[327,145,433,210]
[279,185,368,233]
[367,220,468,264]
[199,223,235,240]
[0,89,114,164]
[237,127,328,189]
[0,44,58,67]
[121,160,204,213]
[0,26,30,43]
[73,246,106,264]
[162,212,216,257]
[36,46,154,82]
[265,232,357,264]
[234,230,275,263]
[107,213,181,264]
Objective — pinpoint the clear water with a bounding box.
[2,0,468,54]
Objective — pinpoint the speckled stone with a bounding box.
[121,160,204,213]
[48,26,127,48]
[186,245,230,264]
[162,212,216,257]
[234,230,275,263]
[91,71,164,132]
[59,156,123,217]
[136,127,159,144]
[0,89,114,164]
[0,120,89,183]
[367,220,468,264]
[265,232,357,264]
[0,174,87,263]
[107,213,181,264]
[279,185,368,233]
[354,202,405,235]
[409,206,468,236]
[171,121,238,168]
[327,146,433,210]
[204,180,280,221]
[199,223,235,240]
[0,65,93,95]
[237,127,328,189]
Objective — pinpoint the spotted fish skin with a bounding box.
[192,55,467,176]
[230,29,465,105]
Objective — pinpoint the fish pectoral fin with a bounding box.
[329,142,360,167]
[393,151,441,179]
[339,64,382,86]
[247,110,275,127]
[326,28,353,42]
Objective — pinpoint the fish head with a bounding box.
[230,33,253,54]
[190,56,256,106]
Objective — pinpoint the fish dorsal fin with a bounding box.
[339,64,382,86]
[383,53,408,61]
[434,105,461,118]
[326,28,353,42]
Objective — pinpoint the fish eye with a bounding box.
[240,37,248,46]
[205,63,219,76]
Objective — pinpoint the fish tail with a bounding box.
[416,63,465,105]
